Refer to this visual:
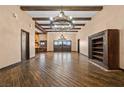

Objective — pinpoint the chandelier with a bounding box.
[50,10,74,31]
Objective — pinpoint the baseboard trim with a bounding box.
[0,61,22,71]
[71,51,77,52]
[119,68,124,72]
[80,53,88,57]
[0,56,35,71]
[47,51,53,52]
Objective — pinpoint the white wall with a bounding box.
[0,6,35,69]
[77,6,124,69]
[47,32,77,51]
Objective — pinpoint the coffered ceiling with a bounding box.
[20,6,103,33]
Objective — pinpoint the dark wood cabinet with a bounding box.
[88,29,119,70]
[39,40,47,52]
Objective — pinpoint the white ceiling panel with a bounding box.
[27,11,98,17]
[45,29,79,31]
[42,26,83,28]
[37,20,89,24]
[37,21,50,24]
[41,26,50,28]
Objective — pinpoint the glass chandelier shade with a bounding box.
[50,11,74,31]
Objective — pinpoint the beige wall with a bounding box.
[77,6,124,69]
[47,32,77,51]
[0,6,35,69]
[39,34,47,41]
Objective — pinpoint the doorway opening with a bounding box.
[53,40,71,52]
[21,30,30,61]
[39,40,47,52]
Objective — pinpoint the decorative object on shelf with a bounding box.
[88,29,119,70]
[50,10,74,31]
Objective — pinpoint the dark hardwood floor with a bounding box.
[0,52,124,87]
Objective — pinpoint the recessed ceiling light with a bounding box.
[69,16,72,20]
[50,17,53,21]
[72,20,75,23]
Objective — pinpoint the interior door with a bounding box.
[63,40,71,52]
[21,30,29,61]
[58,41,63,52]
[54,40,62,52]
[54,40,58,52]
[54,40,71,52]
[77,39,80,53]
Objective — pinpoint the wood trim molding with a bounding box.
[32,17,91,21]
[20,6,103,11]
[0,61,21,71]
[35,22,46,33]
[0,56,36,71]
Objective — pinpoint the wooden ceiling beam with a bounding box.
[74,24,85,26]
[35,22,46,33]
[32,17,91,21]
[33,17,49,21]
[20,6,103,11]
[73,17,91,20]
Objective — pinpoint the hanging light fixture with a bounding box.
[50,10,74,31]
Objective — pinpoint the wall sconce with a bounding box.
[12,12,17,19]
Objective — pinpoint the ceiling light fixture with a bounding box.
[50,10,74,31]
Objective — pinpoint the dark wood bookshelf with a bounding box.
[92,47,103,49]
[92,51,103,54]
[92,42,103,44]
[93,55,103,59]
[88,29,119,70]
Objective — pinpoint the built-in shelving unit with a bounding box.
[88,29,119,70]
[91,36,104,62]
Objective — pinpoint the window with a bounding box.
[67,41,71,45]
[58,41,62,45]
[54,41,58,45]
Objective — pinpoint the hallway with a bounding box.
[0,52,124,87]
